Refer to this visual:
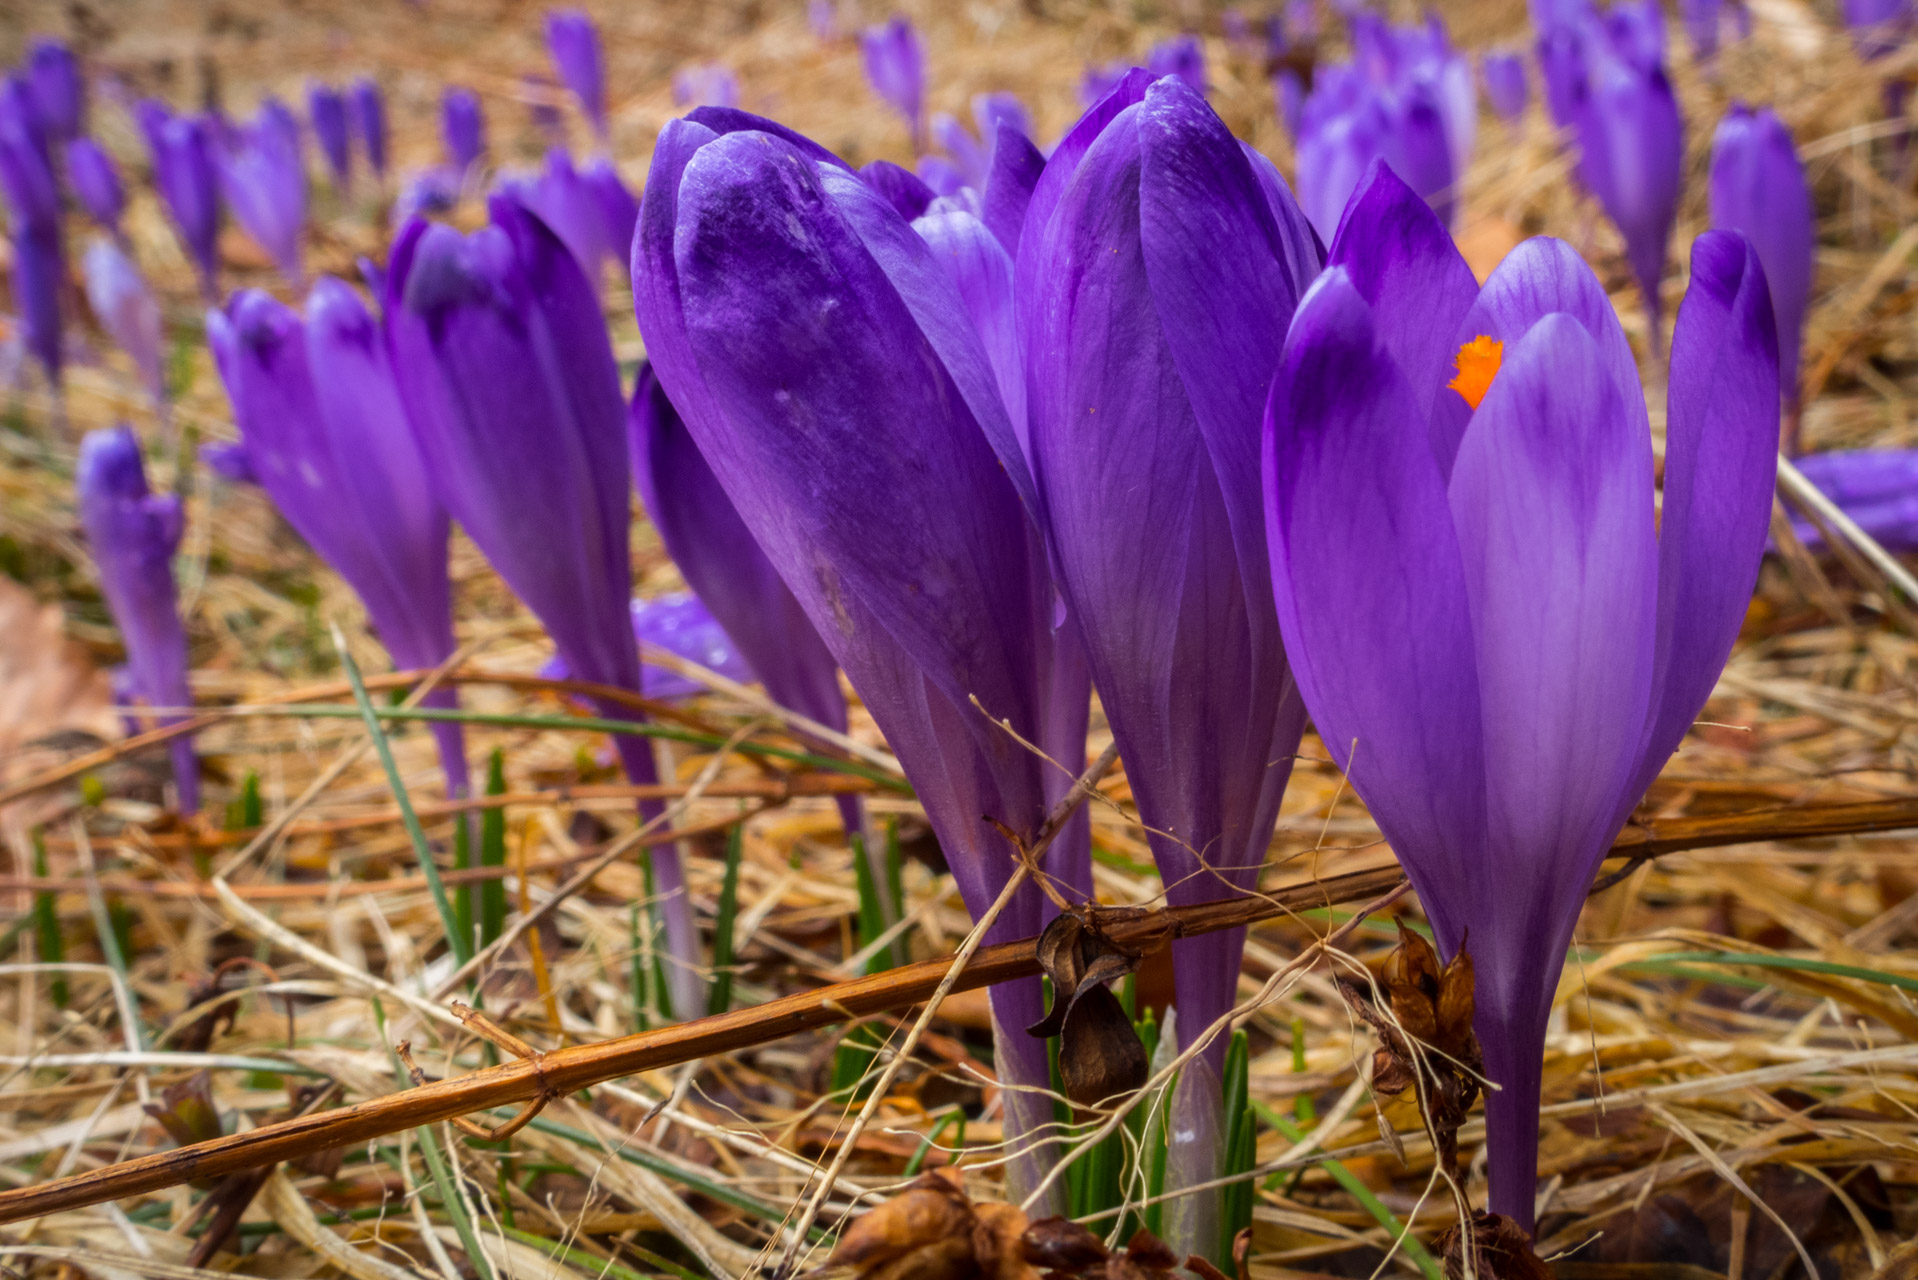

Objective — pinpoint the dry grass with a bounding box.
[0,0,1914,1275]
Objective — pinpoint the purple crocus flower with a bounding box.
[634,106,1085,1201]
[1789,450,1918,550]
[584,157,638,271]
[546,10,608,145]
[1843,0,1913,60]
[386,194,700,1013]
[1018,71,1320,1251]
[392,167,461,227]
[0,77,63,386]
[861,15,927,149]
[1682,0,1724,60]
[1483,50,1529,120]
[208,280,468,797]
[27,39,82,142]
[219,98,307,286]
[672,64,740,110]
[66,137,126,234]
[810,0,838,40]
[84,239,165,409]
[1081,62,1131,107]
[501,150,609,280]
[77,426,200,815]
[139,102,223,297]
[308,82,353,189]
[1147,34,1207,95]
[441,88,486,173]
[1263,165,1779,1237]
[932,92,1033,191]
[1710,103,1813,412]
[630,363,859,836]
[1297,65,1455,238]
[350,78,387,180]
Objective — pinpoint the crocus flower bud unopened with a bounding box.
[66,137,125,234]
[1710,103,1812,406]
[583,157,638,271]
[546,10,608,144]
[350,78,387,179]
[441,88,486,172]
[220,98,307,286]
[84,239,165,407]
[1147,34,1207,95]
[0,79,63,385]
[1843,0,1912,60]
[1789,450,1918,551]
[672,64,740,110]
[389,194,698,1012]
[861,15,926,148]
[140,103,223,296]
[27,39,82,142]
[1483,50,1529,119]
[77,426,200,814]
[1020,72,1318,1251]
[1682,0,1723,59]
[209,280,468,796]
[308,82,352,189]
[1574,29,1683,337]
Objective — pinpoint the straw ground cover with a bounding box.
[1,0,1918,1274]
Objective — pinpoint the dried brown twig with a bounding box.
[0,795,1910,1225]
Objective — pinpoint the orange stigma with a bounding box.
[1447,336,1503,410]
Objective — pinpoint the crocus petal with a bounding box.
[350,79,387,178]
[858,159,935,220]
[1631,230,1778,798]
[66,137,125,232]
[913,207,1025,461]
[84,238,164,404]
[1326,160,1479,423]
[1137,76,1317,579]
[670,129,1047,825]
[1432,236,1643,476]
[308,82,352,187]
[77,426,198,814]
[979,122,1045,254]
[1263,268,1487,931]
[546,10,607,142]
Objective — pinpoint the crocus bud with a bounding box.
[861,15,926,149]
[441,88,486,172]
[77,426,199,815]
[1572,28,1683,337]
[388,194,697,1013]
[672,64,739,110]
[1789,450,1918,551]
[27,39,82,142]
[1020,72,1319,1253]
[219,98,307,286]
[140,103,223,297]
[84,239,165,407]
[66,137,126,233]
[545,10,608,145]
[1682,0,1723,59]
[1264,168,1777,1236]
[308,82,352,189]
[636,107,1079,1194]
[208,280,468,796]
[1710,103,1812,408]
[0,77,63,385]
[1147,33,1207,95]
[582,157,637,271]
[974,91,1031,143]
[1483,50,1529,119]
[501,149,610,281]
[1843,0,1912,60]
[350,78,387,179]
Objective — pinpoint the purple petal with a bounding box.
[84,238,164,404]
[1431,236,1643,477]
[441,88,486,171]
[1631,230,1778,798]
[1326,160,1480,423]
[1263,268,1487,937]
[858,158,935,220]
[912,207,1025,463]
[65,137,125,232]
[546,10,608,142]
[978,121,1045,254]
[308,82,352,187]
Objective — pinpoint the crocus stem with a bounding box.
[167,731,199,817]
[989,975,1063,1215]
[1477,1000,1548,1234]
[608,727,702,1021]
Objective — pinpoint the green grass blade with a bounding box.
[31,830,66,1008]
[708,823,744,1017]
